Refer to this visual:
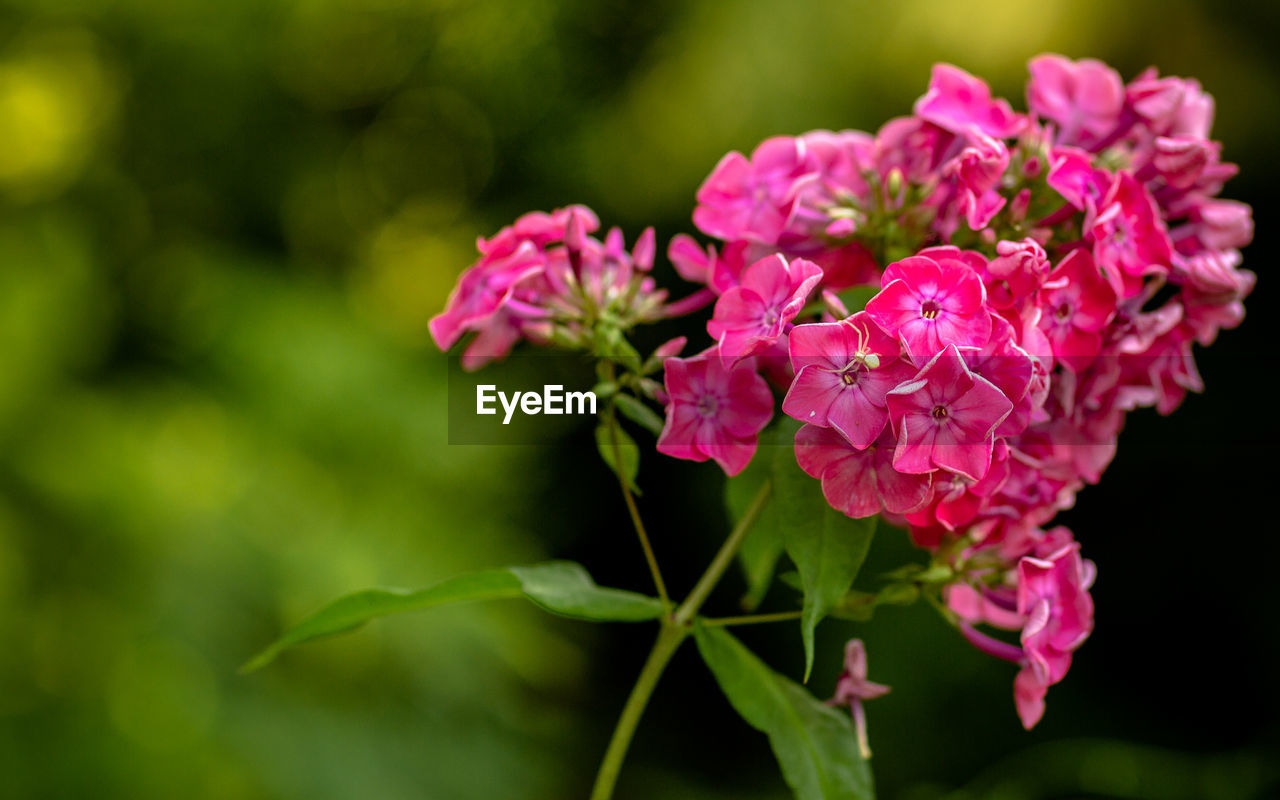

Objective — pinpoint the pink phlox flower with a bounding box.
[866,248,992,364]
[656,352,773,476]
[983,238,1050,310]
[666,235,754,295]
[1127,69,1215,140]
[1026,54,1125,149]
[914,63,1027,139]
[886,344,1014,481]
[1045,146,1111,211]
[1184,199,1254,252]
[795,425,934,518]
[1014,538,1095,729]
[906,441,1010,531]
[783,312,916,448]
[964,325,1036,439]
[1037,248,1118,372]
[694,136,813,245]
[944,131,1010,230]
[1175,250,1254,346]
[829,639,890,758]
[430,241,546,352]
[707,254,823,359]
[1087,171,1174,298]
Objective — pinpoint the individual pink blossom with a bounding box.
[1014,540,1095,729]
[945,132,1009,230]
[914,63,1026,139]
[983,239,1050,310]
[782,313,915,448]
[866,248,992,363]
[885,345,1013,480]
[667,235,753,295]
[1184,199,1254,252]
[693,137,811,245]
[1045,146,1110,211]
[1088,172,1173,297]
[1127,69,1215,140]
[829,640,891,758]
[707,255,823,359]
[656,353,773,476]
[1037,249,1117,372]
[1026,55,1125,148]
[795,425,933,519]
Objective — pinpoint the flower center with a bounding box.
[697,395,719,418]
[840,368,859,386]
[920,299,942,320]
[1055,303,1072,321]
[761,308,780,328]
[931,404,949,420]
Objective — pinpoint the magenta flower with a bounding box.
[914,63,1026,138]
[1088,171,1173,297]
[829,640,891,758]
[1014,540,1095,729]
[886,345,1013,481]
[983,238,1050,310]
[1046,146,1111,211]
[694,136,810,245]
[707,254,823,359]
[866,248,992,363]
[945,132,1009,230]
[656,353,773,476]
[783,313,915,448]
[795,425,933,519]
[1026,54,1125,148]
[1037,249,1117,372]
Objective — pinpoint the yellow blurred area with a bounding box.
[0,29,118,199]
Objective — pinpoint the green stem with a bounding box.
[588,624,687,800]
[675,478,771,626]
[701,609,802,627]
[601,367,671,611]
[589,478,773,799]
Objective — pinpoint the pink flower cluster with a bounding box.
[430,206,685,369]
[429,55,1252,731]
[655,56,1252,726]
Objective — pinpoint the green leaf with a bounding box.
[727,425,784,610]
[613,393,664,437]
[695,625,875,800]
[772,421,876,681]
[595,421,640,492]
[243,562,663,672]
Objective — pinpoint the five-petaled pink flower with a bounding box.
[866,248,993,363]
[830,639,891,758]
[1037,249,1118,372]
[886,344,1013,481]
[795,425,933,519]
[783,313,915,448]
[708,254,823,359]
[657,353,773,476]
[694,137,811,245]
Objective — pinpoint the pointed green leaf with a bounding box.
[613,393,664,437]
[695,625,875,800]
[244,561,663,672]
[596,421,640,492]
[772,422,876,680]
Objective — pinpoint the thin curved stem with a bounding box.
[605,411,671,610]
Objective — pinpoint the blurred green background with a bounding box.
[0,0,1276,798]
